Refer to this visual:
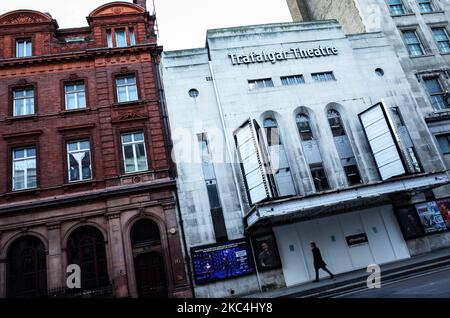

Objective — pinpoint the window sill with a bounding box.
[391,13,416,18]
[120,170,150,178]
[5,187,40,196]
[5,114,38,122]
[420,10,445,15]
[63,180,97,190]
[409,53,435,59]
[60,108,91,116]
[113,100,144,107]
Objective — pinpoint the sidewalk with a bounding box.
[243,247,450,298]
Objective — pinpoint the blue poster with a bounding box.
[191,239,255,285]
[415,201,447,234]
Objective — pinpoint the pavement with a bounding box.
[243,247,450,298]
[337,266,450,298]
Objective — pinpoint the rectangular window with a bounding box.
[106,30,113,48]
[13,88,35,116]
[129,28,136,46]
[16,39,32,58]
[402,30,425,56]
[310,164,330,192]
[437,134,450,168]
[12,147,37,191]
[432,27,450,53]
[65,82,86,110]
[121,132,148,173]
[312,72,335,82]
[387,0,406,15]
[344,165,362,186]
[115,29,127,48]
[424,77,447,110]
[116,75,138,103]
[417,0,434,13]
[67,140,92,182]
[281,75,305,86]
[248,78,274,90]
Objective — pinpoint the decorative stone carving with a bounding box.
[0,13,46,25]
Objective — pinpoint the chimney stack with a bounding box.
[133,0,147,10]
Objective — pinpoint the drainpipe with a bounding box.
[152,52,196,298]
[207,60,263,293]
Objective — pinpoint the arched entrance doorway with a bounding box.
[7,235,47,298]
[131,219,167,298]
[67,226,109,291]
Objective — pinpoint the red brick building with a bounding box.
[0,0,192,298]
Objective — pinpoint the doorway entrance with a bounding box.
[131,219,167,298]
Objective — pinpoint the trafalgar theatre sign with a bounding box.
[228,45,339,66]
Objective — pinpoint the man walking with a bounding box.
[311,242,334,282]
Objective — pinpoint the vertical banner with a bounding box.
[359,103,406,180]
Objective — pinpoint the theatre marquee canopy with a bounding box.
[244,171,450,230]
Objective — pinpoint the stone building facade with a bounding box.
[287,0,450,256]
[162,21,450,297]
[0,1,191,298]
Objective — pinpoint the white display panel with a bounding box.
[359,103,406,180]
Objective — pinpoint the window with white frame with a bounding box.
[387,0,406,15]
[129,27,136,46]
[281,74,305,86]
[13,87,35,116]
[16,39,32,58]
[65,82,86,110]
[432,27,450,53]
[115,29,127,48]
[248,78,274,90]
[417,0,434,13]
[402,30,425,56]
[121,132,148,173]
[424,77,448,110]
[106,28,136,48]
[67,140,92,182]
[312,72,335,82]
[12,147,37,191]
[116,75,138,103]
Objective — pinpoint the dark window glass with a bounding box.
[131,219,161,246]
[263,118,281,146]
[327,110,346,137]
[296,114,313,141]
[206,180,221,209]
[344,164,362,185]
[310,164,330,192]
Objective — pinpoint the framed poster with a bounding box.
[437,199,450,230]
[190,239,255,285]
[415,201,447,234]
[252,233,282,271]
[396,206,425,240]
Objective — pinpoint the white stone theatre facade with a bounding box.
[161,21,450,297]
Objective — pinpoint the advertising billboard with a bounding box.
[415,201,447,234]
[191,239,255,285]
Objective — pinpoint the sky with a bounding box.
[0,0,292,50]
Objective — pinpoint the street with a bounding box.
[337,267,450,298]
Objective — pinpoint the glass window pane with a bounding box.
[26,148,36,157]
[133,132,144,141]
[115,30,127,47]
[117,87,127,102]
[80,141,90,150]
[136,144,148,171]
[121,134,132,143]
[66,93,76,109]
[69,154,80,181]
[425,78,443,94]
[128,85,138,101]
[14,99,24,116]
[123,145,135,173]
[129,29,136,46]
[78,92,87,108]
[81,152,92,179]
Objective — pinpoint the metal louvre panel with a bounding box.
[302,140,323,164]
[360,103,406,181]
[234,119,273,205]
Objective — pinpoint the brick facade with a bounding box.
[0,1,192,298]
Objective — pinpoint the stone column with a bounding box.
[106,212,129,298]
[0,257,6,297]
[163,204,193,298]
[47,222,64,290]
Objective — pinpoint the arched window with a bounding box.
[67,226,109,290]
[131,219,161,247]
[263,118,281,146]
[7,236,47,297]
[327,109,362,185]
[296,114,313,141]
[327,110,346,137]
